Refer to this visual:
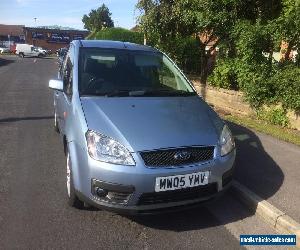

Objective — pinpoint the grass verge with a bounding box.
[221,114,300,147]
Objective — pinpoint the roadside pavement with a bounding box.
[228,121,300,223]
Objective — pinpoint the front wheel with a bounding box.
[66,150,84,208]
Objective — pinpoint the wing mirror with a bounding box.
[49,79,63,91]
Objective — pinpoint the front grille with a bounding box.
[140,146,214,167]
[138,183,217,205]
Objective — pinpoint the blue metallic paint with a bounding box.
[51,40,236,213]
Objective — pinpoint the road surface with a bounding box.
[0,56,280,250]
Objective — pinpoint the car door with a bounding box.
[59,47,74,136]
[27,46,35,56]
[55,51,68,133]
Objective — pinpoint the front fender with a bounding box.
[67,141,89,193]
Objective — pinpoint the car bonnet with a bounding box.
[80,96,219,152]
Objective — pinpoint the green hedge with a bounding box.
[88,28,201,74]
[148,36,201,74]
[87,27,144,44]
[271,64,300,111]
[209,59,300,112]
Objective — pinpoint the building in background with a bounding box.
[23,27,89,52]
[0,24,89,52]
[0,24,25,49]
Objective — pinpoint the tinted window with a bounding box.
[78,48,195,97]
[63,54,73,98]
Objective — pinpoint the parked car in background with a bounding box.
[16,44,46,58]
[36,47,51,55]
[49,40,236,214]
[0,46,10,54]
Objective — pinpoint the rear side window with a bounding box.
[63,55,73,98]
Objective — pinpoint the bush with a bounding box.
[88,27,144,44]
[237,62,278,108]
[208,22,299,111]
[152,36,201,74]
[208,59,277,108]
[257,106,290,127]
[271,64,300,111]
[208,58,238,90]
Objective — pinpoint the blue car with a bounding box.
[49,40,236,214]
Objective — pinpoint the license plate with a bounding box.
[155,171,210,192]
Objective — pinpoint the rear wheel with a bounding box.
[66,150,84,208]
[19,53,24,58]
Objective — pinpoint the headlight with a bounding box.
[219,125,235,156]
[86,130,135,166]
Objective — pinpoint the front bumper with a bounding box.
[69,142,236,214]
[76,186,230,215]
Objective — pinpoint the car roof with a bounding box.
[73,40,159,53]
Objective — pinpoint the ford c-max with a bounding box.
[49,40,236,214]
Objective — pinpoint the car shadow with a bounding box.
[128,205,222,231]
[0,57,14,67]
[0,116,53,124]
[124,121,284,232]
[227,121,284,200]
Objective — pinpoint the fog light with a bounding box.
[91,178,134,204]
[95,187,108,197]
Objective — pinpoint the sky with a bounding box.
[0,0,139,30]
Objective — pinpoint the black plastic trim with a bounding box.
[222,163,236,187]
[91,179,135,194]
[75,187,229,216]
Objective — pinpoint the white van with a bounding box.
[16,44,46,58]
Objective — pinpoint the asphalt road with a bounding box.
[0,56,280,250]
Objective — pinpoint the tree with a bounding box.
[137,0,283,84]
[82,4,114,32]
[276,0,300,61]
[137,0,235,83]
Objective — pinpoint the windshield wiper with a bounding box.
[106,90,132,97]
[128,90,197,97]
[81,90,131,97]
[81,90,196,97]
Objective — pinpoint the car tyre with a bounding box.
[66,149,84,209]
[19,53,24,58]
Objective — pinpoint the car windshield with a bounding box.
[79,48,196,97]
